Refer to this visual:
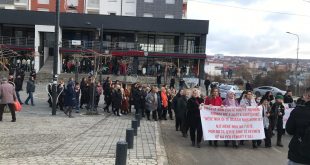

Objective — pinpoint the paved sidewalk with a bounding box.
[0,84,167,165]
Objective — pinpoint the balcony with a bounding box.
[0,36,34,47]
[61,40,206,55]
[86,0,99,13]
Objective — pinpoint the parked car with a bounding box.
[253,86,286,97]
[219,84,243,99]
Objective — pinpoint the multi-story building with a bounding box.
[136,0,183,18]
[31,0,85,13]
[0,0,29,10]
[0,9,208,79]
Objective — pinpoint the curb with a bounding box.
[155,122,169,165]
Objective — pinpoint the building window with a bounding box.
[164,14,174,18]
[108,12,117,15]
[143,13,153,17]
[108,0,117,2]
[166,0,175,4]
[38,0,49,4]
[125,0,135,3]
[37,8,49,11]
[125,12,135,16]
[144,0,153,3]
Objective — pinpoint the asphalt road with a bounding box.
[160,120,290,165]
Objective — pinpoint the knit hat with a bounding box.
[275,95,284,100]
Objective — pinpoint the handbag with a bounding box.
[13,101,22,112]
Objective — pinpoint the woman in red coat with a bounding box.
[204,87,223,147]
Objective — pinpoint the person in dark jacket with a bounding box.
[30,69,36,80]
[284,90,294,104]
[173,89,188,137]
[25,76,35,106]
[14,75,23,104]
[245,81,253,91]
[179,78,185,90]
[170,77,175,89]
[79,77,87,109]
[64,82,75,118]
[87,78,96,111]
[204,77,211,96]
[270,95,285,147]
[133,84,144,115]
[156,74,161,88]
[74,83,81,113]
[187,89,204,148]
[286,87,310,165]
[103,80,112,113]
[112,84,122,116]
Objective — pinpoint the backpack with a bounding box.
[298,122,310,158]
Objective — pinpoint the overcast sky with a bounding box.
[187,0,310,59]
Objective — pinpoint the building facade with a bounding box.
[136,0,183,18]
[31,0,85,13]
[0,0,29,10]
[0,9,208,79]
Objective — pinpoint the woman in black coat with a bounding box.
[173,89,188,137]
[187,89,204,148]
[112,85,122,116]
[64,83,75,118]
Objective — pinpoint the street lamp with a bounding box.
[286,32,300,95]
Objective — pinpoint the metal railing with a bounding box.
[62,40,206,54]
[0,36,34,47]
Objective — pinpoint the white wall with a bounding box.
[34,25,62,74]
[122,0,136,16]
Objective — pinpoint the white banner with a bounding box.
[283,104,294,129]
[200,106,265,140]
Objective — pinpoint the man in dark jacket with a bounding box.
[286,87,310,165]
[64,83,75,118]
[112,84,122,116]
[270,95,285,147]
[204,77,211,96]
[284,90,294,104]
[103,80,112,113]
[170,77,175,89]
[25,76,35,106]
[133,84,144,115]
[156,74,161,88]
[14,75,23,104]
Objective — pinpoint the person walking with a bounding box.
[187,89,204,148]
[161,87,169,120]
[112,84,122,116]
[57,80,65,111]
[222,91,239,148]
[64,82,75,118]
[25,76,35,106]
[14,75,23,104]
[170,77,175,89]
[156,74,161,88]
[270,95,285,147]
[205,87,223,147]
[240,90,260,148]
[286,87,310,165]
[173,89,188,137]
[74,83,81,113]
[204,77,211,96]
[145,86,159,121]
[0,77,17,122]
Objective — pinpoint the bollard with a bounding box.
[135,114,140,127]
[126,128,134,149]
[132,119,138,136]
[115,141,128,165]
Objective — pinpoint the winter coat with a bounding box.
[173,95,188,120]
[64,83,76,107]
[161,91,168,108]
[284,95,294,104]
[261,105,271,129]
[204,96,222,106]
[145,92,158,112]
[112,89,122,109]
[26,80,35,93]
[14,78,23,91]
[187,97,204,127]
[0,82,17,104]
[286,102,310,164]
[270,102,285,130]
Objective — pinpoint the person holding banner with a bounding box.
[240,90,261,148]
[260,98,272,148]
[204,87,222,147]
[270,95,285,147]
[187,89,204,148]
[223,91,239,148]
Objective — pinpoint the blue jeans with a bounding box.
[75,99,80,112]
[25,92,34,105]
[16,90,23,104]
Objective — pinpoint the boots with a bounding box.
[277,135,283,147]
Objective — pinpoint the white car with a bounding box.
[219,84,243,99]
[253,86,286,97]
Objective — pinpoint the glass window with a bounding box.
[38,0,49,4]
[88,0,99,7]
[166,0,175,4]
[143,13,153,17]
[164,14,174,19]
[37,8,49,11]
[144,0,153,3]
[66,0,78,6]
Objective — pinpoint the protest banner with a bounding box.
[283,104,294,129]
[200,106,265,140]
